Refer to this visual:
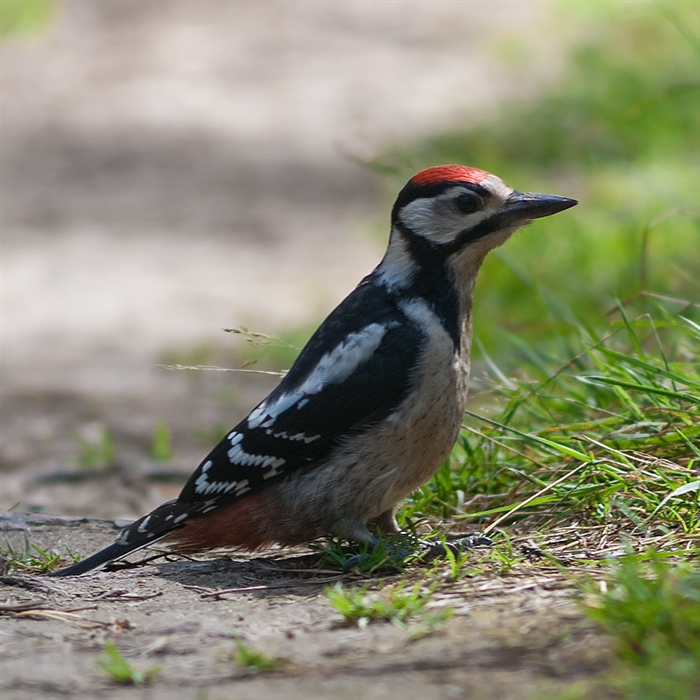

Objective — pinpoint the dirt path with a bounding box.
[1,514,608,700]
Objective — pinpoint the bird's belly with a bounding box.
[275,340,470,535]
[350,348,469,516]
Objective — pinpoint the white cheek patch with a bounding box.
[247,323,389,430]
[398,181,515,246]
[400,197,492,245]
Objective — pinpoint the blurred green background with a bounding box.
[222,1,699,371]
[377,1,699,358]
[4,0,697,363]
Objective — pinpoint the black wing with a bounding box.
[50,280,423,576]
[177,279,421,505]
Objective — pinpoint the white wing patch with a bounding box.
[194,458,256,496]
[226,432,287,471]
[247,323,390,430]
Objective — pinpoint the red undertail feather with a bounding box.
[164,490,305,553]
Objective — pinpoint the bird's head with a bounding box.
[378,165,577,291]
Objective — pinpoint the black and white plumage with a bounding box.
[51,165,576,576]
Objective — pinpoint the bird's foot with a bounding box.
[340,533,492,573]
[416,533,493,563]
[337,534,417,573]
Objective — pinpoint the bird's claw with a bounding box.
[341,533,492,572]
[418,534,493,563]
[341,552,368,573]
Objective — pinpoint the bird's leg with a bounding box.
[336,514,409,572]
[367,508,400,535]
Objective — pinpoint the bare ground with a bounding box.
[1,514,609,700]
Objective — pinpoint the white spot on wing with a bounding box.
[247,323,389,429]
[234,479,251,496]
[228,439,286,470]
[273,430,321,444]
[194,458,241,495]
[262,465,283,479]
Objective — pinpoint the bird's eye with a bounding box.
[455,192,482,215]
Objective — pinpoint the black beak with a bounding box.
[505,190,578,221]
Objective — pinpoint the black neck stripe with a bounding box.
[392,221,461,348]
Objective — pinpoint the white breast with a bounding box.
[276,298,471,530]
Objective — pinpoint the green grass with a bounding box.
[375,39,700,700]
[1,534,71,574]
[378,3,699,554]
[577,551,700,700]
[402,295,699,548]
[314,532,422,573]
[230,640,283,674]
[325,580,452,630]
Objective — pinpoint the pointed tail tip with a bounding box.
[48,542,133,577]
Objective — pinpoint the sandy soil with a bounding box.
[1,513,609,700]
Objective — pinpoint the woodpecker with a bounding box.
[51,165,576,577]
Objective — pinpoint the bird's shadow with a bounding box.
[140,548,354,600]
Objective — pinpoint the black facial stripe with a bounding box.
[393,222,461,348]
[395,220,449,266]
[396,208,510,262]
[446,211,511,254]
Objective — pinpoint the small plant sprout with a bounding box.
[151,421,174,462]
[2,535,78,574]
[231,640,282,674]
[75,425,116,469]
[325,580,453,629]
[97,640,160,684]
[315,534,419,573]
[442,542,473,582]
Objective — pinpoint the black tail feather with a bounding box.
[49,535,165,577]
[49,499,191,577]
